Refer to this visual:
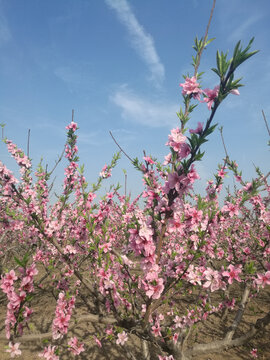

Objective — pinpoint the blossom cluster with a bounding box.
[52,292,76,340]
[180,76,239,110]
[1,264,38,340]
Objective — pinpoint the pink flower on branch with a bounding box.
[39,345,59,360]
[202,86,219,110]
[230,88,240,95]
[180,76,202,100]
[66,121,78,131]
[166,127,187,152]
[189,122,204,134]
[6,342,21,358]
[52,292,75,340]
[255,271,270,288]
[152,323,162,337]
[143,156,155,165]
[250,348,258,358]
[222,265,242,285]
[116,331,128,345]
[203,268,224,292]
[68,337,85,355]
[203,86,240,110]
[158,355,175,360]
[93,336,102,348]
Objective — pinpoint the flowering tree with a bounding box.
[0,3,269,360]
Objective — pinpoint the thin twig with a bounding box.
[262,109,270,137]
[109,131,134,163]
[47,148,65,177]
[27,129,30,158]
[125,173,127,197]
[194,0,216,76]
[219,126,229,160]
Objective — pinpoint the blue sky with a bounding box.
[0,0,269,201]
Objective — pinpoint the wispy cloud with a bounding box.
[217,1,264,44]
[54,63,94,93]
[0,13,11,45]
[35,121,65,136]
[110,86,178,128]
[105,0,165,87]
[228,14,263,43]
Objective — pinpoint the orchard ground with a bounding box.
[0,265,269,359]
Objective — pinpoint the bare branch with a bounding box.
[219,126,229,160]
[27,129,30,158]
[225,283,250,341]
[184,309,270,358]
[194,0,216,76]
[142,340,151,360]
[109,131,134,163]
[0,313,117,342]
[262,109,270,137]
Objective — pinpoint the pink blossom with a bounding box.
[23,306,33,319]
[230,88,240,95]
[66,122,78,131]
[99,164,111,178]
[222,202,239,217]
[180,76,202,100]
[152,323,162,337]
[255,271,270,288]
[1,270,18,294]
[244,182,252,191]
[203,86,219,110]
[163,153,172,165]
[52,292,75,339]
[6,342,21,357]
[116,331,128,345]
[145,277,164,299]
[188,164,200,183]
[93,336,102,348]
[203,268,223,292]
[235,174,242,182]
[68,337,85,355]
[189,122,204,134]
[222,265,242,284]
[218,168,227,178]
[106,326,113,335]
[173,333,179,344]
[166,127,186,152]
[167,172,181,190]
[173,315,183,329]
[143,156,155,164]
[4,270,18,284]
[178,142,191,159]
[250,348,258,358]
[187,266,202,285]
[39,345,59,360]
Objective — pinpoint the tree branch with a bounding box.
[184,309,270,358]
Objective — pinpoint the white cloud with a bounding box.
[0,14,11,45]
[54,63,93,93]
[105,0,165,87]
[228,14,263,43]
[110,86,178,128]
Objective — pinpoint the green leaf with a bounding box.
[205,37,215,46]
[14,257,24,267]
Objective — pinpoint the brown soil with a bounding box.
[0,280,269,360]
